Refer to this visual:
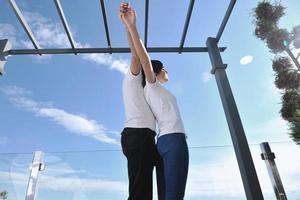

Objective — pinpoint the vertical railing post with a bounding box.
[25,151,45,200]
[260,142,287,200]
[0,39,12,75]
[206,37,264,200]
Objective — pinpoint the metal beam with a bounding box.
[99,0,112,53]
[0,39,12,75]
[8,47,226,55]
[206,37,264,200]
[179,0,195,53]
[144,0,149,47]
[260,142,287,200]
[216,0,236,43]
[8,0,41,49]
[54,0,76,49]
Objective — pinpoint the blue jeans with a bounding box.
[156,133,189,200]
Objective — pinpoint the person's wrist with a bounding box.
[127,23,136,30]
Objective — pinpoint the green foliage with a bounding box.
[272,57,293,72]
[255,21,276,40]
[254,1,285,23]
[280,90,300,120]
[253,1,285,40]
[290,117,300,144]
[275,69,300,89]
[266,28,290,53]
[0,190,8,200]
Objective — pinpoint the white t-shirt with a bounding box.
[122,69,156,131]
[144,79,185,137]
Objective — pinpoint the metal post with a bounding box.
[206,37,264,200]
[0,39,12,75]
[25,151,45,200]
[260,142,287,200]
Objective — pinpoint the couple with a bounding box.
[120,3,189,200]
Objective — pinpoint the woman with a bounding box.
[119,3,158,200]
[120,4,189,200]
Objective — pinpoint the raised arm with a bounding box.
[122,5,156,83]
[120,3,141,75]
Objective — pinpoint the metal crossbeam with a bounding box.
[100,0,112,53]
[144,0,149,47]
[216,0,237,43]
[8,0,41,49]
[179,0,195,53]
[5,0,236,56]
[54,0,76,49]
[8,47,226,55]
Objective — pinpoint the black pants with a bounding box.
[121,127,158,200]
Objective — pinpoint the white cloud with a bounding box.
[82,53,129,75]
[240,55,253,65]
[0,10,129,74]
[0,24,18,46]
[1,86,119,145]
[110,59,129,75]
[201,71,212,83]
[21,11,69,48]
[247,117,291,143]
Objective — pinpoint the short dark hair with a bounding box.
[151,60,163,75]
[141,60,164,87]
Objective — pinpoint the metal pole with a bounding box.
[260,142,287,200]
[216,0,237,43]
[25,151,45,200]
[8,0,41,50]
[144,0,149,47]
[179,0,195,53]
[0,39,12,75]
[206,37,264,200]
[54,0,76,50]
[99,0,112,54]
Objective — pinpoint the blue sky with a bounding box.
[0,0,300,199]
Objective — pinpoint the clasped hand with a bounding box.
[119,2,136,28]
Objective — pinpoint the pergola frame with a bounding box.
[0,0,265,199]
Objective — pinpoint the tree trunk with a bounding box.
[286,48,300,70]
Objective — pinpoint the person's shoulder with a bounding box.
[145,78,161,91]
[124,69,141,80]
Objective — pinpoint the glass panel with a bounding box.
[38,150,128,200]
[0,153,33,200]
[1,142,298,199]
[37,146,246,200]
